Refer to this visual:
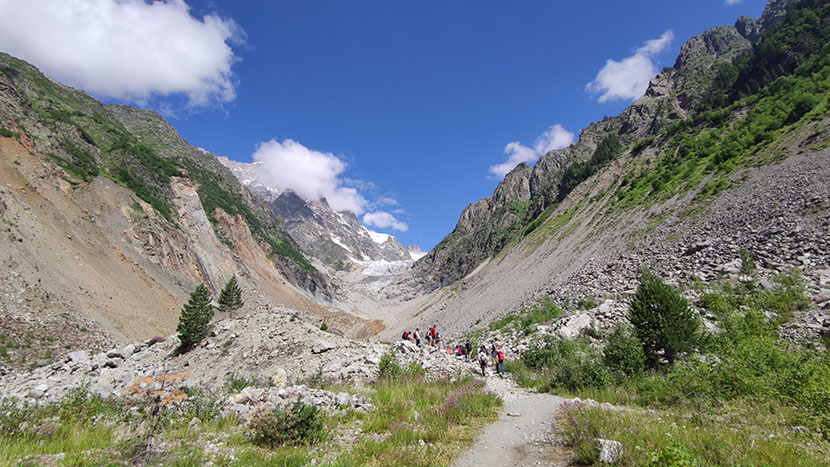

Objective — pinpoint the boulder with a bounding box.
[66,350,90,364]
[556,314,593,339]
[312,340,336,354]
[597,439,623,463]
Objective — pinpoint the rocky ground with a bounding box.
[0,305,471,406]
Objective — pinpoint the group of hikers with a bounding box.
[401,325,444,348]
[401,327,506,377]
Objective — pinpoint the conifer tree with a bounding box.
[218,276,244,316]
[177,283,214,352]
[628,269,701,369]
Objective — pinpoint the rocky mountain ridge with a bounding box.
[408,0,797,293]
[217,156,414,267]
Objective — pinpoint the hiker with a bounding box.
[478,345,488,376]
[434,331,443,347]
[490,341,499,367]
[429,325,437,346]
[497,347,506,377]
[414,328,421,347]
[456,345,464,357]
[465,341,473,361]
[402,331,410,341]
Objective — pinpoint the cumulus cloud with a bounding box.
[0,0,241,107]
[252,139,368,214]
[586,30,674,103]
[489,124,575,178]
[725,0,743,4]
[362,211,409,232]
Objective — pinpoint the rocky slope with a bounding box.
[408,0,798,293]
[0,53,388,370]
[218,157,413,268]
[377,0,828,339]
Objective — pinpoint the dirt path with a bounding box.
[454,371,570,467]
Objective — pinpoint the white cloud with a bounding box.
[0,0,241,107]
[725,0,743,5]
[586,30,674,103]
[252,139,368,214]
[489,124,575,178]
[362,212,409,232]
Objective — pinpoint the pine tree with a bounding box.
[177,283,214,352]
[628,269,701,369]
[218,276,244,316]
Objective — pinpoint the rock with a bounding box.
[103,359,119,368]
[188,417,201,428]
[66,350,90,363]
[312,340,336,354]
[597,439,623,463]
[31,383,49,398]
[335,392,351,407]
[556,314,593,339]
[272,367,288,388]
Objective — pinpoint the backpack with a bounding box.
[479,353,487,364]
[498,350,505,362]
[402,332,408,339]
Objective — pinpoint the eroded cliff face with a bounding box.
[0,135,380,371]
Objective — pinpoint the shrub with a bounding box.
[602,323,647,377]
[177,284,214,352]
[247,401,326,447]
[629,269,701,368]
[378,348,402,378]
[522,337,611,392]
[320,322,328,332]
[647,442,698,467]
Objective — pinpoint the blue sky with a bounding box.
[0,0,769,251]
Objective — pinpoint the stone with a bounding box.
[31,383,49,398]
[66,350,90,363]
[272,367,288,388]
[335,392,350,407]
[597,439,623,463]
[556,314,593,339]
[312,340,336,354]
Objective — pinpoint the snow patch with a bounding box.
[330,235,352,253]
[367,230,391,244]
[408,245,427,261]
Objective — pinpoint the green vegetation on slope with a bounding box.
[0,52,314,272]
[507,269,829,465]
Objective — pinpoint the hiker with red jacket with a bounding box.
[496,347,506,377]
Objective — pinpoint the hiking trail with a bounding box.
[454,370,570,467]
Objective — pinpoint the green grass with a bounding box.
[558,400,830,466]
[0,374,501,466]
[488,295,564,334]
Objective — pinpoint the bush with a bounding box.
[378,348,402,378]
[522,337,611,392]
[647,442,698,467]
[177,284,215,352]
[602,323,646,377]
[629,270,701,368]
[247,401,326,447]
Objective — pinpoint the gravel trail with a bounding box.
[454,370,570,467]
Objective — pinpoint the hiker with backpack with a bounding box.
[414,328,421,347]
[496,347,506,377]
[478,345,488,376]
[465,341,473,361]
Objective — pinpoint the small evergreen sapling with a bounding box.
[628,269,701,369]
[218,276,244,316]
[177,284,215,352]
